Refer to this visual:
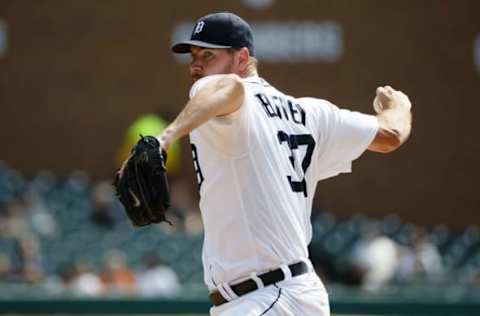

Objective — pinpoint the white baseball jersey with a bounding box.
[189,75,378,291]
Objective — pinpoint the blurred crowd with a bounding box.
[0,194,183,297]
[0,161,196,297]
[309,213,480,291]
[0,161,479,298]
[61,250,180,297]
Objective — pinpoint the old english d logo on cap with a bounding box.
[171,12,255,56]
[194,21,205,34]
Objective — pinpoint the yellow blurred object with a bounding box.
[116,114,181,172]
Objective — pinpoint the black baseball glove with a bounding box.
[114,135,171,226]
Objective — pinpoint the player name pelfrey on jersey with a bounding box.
[254,92,306,126]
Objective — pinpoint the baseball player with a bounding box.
[160,12,412,316]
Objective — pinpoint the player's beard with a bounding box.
[191,55,237,83]
[221,55,236,76]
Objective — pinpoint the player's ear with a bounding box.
[238,47,250,73]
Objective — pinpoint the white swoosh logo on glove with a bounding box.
[129,189,141,207]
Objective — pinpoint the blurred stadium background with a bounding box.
[0,0,479,315]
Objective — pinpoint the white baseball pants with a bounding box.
[209,272,330,316]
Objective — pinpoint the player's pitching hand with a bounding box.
[373,86,412,113]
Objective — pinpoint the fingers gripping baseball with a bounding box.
[373,86,412,113]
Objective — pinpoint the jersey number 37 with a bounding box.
[277,131,315,198]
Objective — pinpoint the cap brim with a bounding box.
[171,40,232,54]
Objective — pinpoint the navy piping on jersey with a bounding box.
[248,81,271,88]
[258,284,282,316]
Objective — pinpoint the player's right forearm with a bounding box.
[369,87,412,153]
[375,107,412,150]
[159,74,245,150]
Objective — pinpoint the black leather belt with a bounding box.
[209,261,309,306]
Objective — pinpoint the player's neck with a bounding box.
[241,68,258,78]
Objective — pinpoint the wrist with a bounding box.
[159,127,176,151]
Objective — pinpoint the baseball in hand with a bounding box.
[373,96,384,113]
[373,86,411,113]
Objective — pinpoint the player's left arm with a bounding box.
[159,74,245,150]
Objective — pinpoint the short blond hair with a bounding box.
[247,56,258,74]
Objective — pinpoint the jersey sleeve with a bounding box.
[188,75,250,157]
[301,98,379,181]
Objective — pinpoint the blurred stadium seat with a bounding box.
[0,161,479,304]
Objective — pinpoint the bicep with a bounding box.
[190,74,245,117]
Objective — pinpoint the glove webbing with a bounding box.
[134,155,172,226]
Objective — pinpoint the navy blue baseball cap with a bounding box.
[172,12,255,56]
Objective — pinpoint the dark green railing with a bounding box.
[0,283,478,315]
[0,298,479,315]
